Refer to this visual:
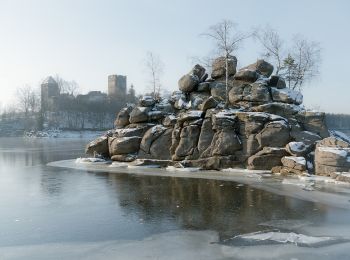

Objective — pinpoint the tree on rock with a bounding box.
[254,26,284,75]
[256,27,321,92]
[203,19,250,107]
[285,35,321,91]
[144,51,164,100]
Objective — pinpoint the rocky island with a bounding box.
[85,56,350,180]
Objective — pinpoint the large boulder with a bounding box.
[115,105,134,127]
[296,111,329,138]
[139,125,167,154]
[190,92,211,110]
[197,82,210,92]
[177,110,203,124]
[271,88,303,105]
[248,147,288,170]
[174,125,201,160]
[211,129,242,156]
[129,106,151,124]
[241,59,274,77]
[154,99,175,114]
[315,137,350,175]
[199,96,219,111]
[281,156,307,171]
[256,120,290,148]
[229,81,271,104]
[139,96,156,107]
[178,74,199,93]
[109,136,142,155]
[148,128,173,160]
[190,64,207,82]
[212,111,237,130]
[114,125,150,138]
[251,102,301,118]
[197,118,214,157]
[211,56,237,79]
[318,136,350,148]
[286,141,309,156]
[269,75,286,89]
[236,112,270,135]
[210,82,226,101]
[85,136,109,157]
[234,69,259,82]
[178,64,206,93]
[291,130,322,146]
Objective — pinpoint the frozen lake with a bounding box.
[1,137,350,259]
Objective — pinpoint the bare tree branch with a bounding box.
[144,51,164,100]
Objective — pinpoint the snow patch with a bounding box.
[285,156,306,166]
[75,157,109,164]
[288,141,307,152]
[109,162,129,168]
[166,166,200,172]
[318,147,348,157]
[230,231,345,247]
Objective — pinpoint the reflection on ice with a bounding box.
[259,219,312,230]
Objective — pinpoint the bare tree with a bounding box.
[254,26,284,75]
[144,52,164,100]
[54,74,80,96]
[287,35,321,91]
[16,85,40,115]
[203,19,251,106]
[189,54,216,75]
[255,27,321,92]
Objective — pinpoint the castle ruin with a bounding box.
[108,75,127,100]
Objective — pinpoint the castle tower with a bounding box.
[108,75,127,99]
[41,76,60,111]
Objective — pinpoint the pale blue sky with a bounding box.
[0,0,349,113]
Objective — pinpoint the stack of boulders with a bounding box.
[85,56,350,178]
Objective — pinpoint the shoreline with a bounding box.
[49,159,350,210]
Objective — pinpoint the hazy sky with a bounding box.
[0,0,349,113]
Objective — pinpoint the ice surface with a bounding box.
[282,178,315,191]
[259,219,312,230]
[230,231,346,247]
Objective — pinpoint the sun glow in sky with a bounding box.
[0,0,349,113]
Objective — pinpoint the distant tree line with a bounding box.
[326,114,350,130]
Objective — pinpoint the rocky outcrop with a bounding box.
[314,137,350,176]
[86,56,349,176]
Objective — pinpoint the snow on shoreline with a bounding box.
[24,129,105,139]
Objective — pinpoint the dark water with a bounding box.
[1,137,350,259]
